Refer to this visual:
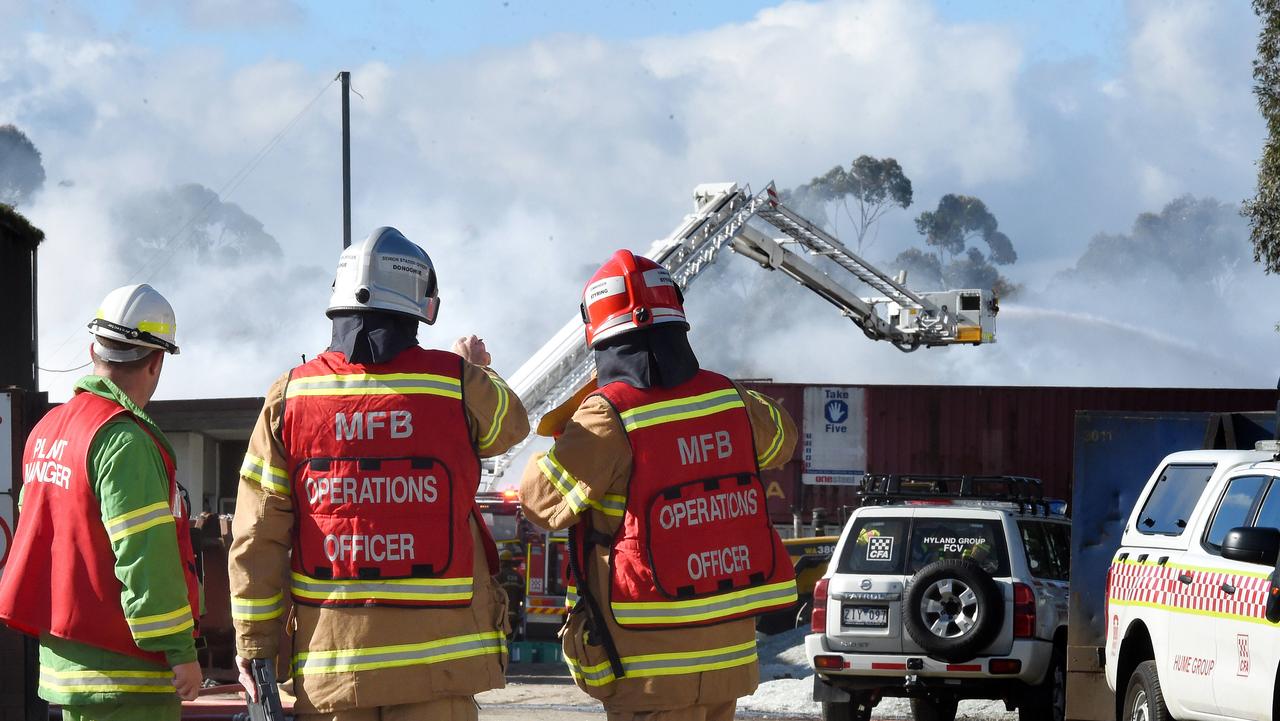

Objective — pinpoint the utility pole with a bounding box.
[339,70,352,248]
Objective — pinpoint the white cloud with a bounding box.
[0,0,1274,402]
[142,0,304,30]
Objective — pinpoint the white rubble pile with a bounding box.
[744,630,1016,720]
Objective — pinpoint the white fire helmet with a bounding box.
[87,284,180,362]
[326,227,440,324]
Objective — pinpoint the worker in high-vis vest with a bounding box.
[520,250,799,721]
[0,284,202,721]
[228,227,529,721]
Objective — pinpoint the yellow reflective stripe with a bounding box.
[293,631,505,675]
[40,668,175,694]
[478,374,512,451]
[538,452,589,514]
[748,390,785,467]
[285,373,462,399]
[290,572,474,603]
[538,452,624,517]
[619,388,744,432]
[104,501,174,542]
[567,640,757,687]
[612,580,798,625]
[597,493,626,518]
[240,453,290,495]
[94,312,174,337]
[135,320,174,335]
[127,605,195,639]
[1109,597,1276,625]
[231,592,285,621]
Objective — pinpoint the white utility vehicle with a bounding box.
[806,476,1069,721]
[1106,447,1280,721]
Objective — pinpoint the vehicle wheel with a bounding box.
[903,559,1003,662]
[1019,643,1065,721]
[821,694,874,721]
[910,695,958,721]
[1122,660,1171,721]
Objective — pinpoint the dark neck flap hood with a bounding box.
[328,311,419,365]
[594,324,700,390]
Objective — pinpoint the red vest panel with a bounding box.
[281,348,482,608]
[594,371,796,629]
[0,391,200,663]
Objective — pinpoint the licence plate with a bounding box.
[842,605,888,627]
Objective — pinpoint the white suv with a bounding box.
[1106,449,1280,721]
[806,476,1069,721]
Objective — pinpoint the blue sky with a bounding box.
[70,0,1128,71]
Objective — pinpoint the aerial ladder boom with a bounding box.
[488,182,997,481]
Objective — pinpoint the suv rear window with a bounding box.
[1019,521,1069,580]
[838,518,909,574]
[1136,464,1216,536]
[838,516,1009,576]
[908,518,1009,576]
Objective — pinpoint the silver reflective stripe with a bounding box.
[573,661,613,683]
[104,502,174,542]
[232,593,284,621]
[289,378,459,393]
[612,582,796,620]
[294,632,505,675]
[39,668,175,693]
[627,642,756,674]
[291,577,474,597]
[42,674,172,688]
[128,615,191,636]
[598,494,625,516]
[568,641,758,686]
[620,390,742,431]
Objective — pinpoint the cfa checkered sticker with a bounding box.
[866,536,894,561]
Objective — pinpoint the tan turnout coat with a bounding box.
[228,357,528,713]
[519,381,797,713]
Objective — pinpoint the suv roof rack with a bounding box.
[857,474,1059,516]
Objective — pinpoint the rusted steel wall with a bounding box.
[742,382,1276,524]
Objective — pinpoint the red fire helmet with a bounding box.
[581,250,687,348]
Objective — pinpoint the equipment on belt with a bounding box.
[87,283,180,361]
[328,226,441,324]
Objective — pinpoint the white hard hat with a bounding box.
[326,227,440,324]
[88,284,180,362]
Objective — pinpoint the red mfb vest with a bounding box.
[0,391,200,663]
[595,371,796,629]
[282,348,482,608]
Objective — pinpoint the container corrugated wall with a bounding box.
[742,382,1276,523]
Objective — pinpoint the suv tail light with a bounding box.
[811,578,830,633]
[1013,582,1036,638]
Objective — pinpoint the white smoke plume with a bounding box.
[0,0,1274,402]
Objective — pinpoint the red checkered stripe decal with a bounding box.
[1109,560,1270,621]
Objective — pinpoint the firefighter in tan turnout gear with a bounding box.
[520,250,799,721]
[228,227,529,720]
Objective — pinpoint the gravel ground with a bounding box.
[476,628,1018,720]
